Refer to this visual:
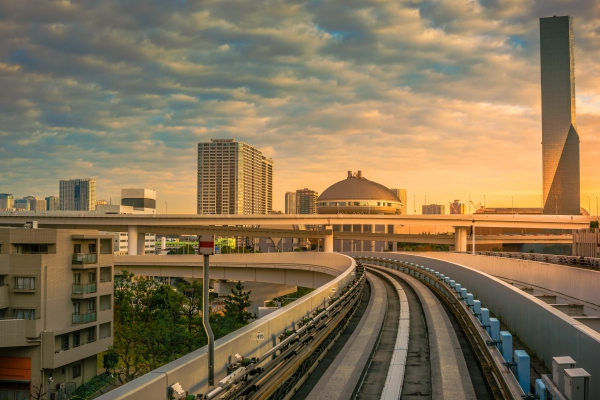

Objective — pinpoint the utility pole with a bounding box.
[199,235,215,386]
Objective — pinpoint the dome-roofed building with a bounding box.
[317,171,402,214]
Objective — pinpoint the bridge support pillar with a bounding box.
[371,224,375,252]
[137,233,145,255]
[392,242,397,252]
[128,226,138,255]
[324,226,334,253]
[161,237,167,254]
[454,226,468,252]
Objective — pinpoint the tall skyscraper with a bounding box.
[540,16,580,215]
[197,139,273,215]
[59,179,97,211]
[0,194,13,210]
[390,189,407,215]
[45,195,60,211]
[285,192,297,214]
[296,188,318,214]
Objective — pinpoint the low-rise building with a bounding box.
[573,228,600,258]
[0,227,114,399]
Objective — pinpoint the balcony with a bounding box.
[72,283,97,295]
[72,312,96,324]
[72,253,97,265]
[0,318,41,347]
[49,335,113,369]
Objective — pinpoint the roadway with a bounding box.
[0,211,591,230]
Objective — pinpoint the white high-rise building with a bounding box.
[197,139,273,215]
[285,192,296,214]
[59,179,96,211]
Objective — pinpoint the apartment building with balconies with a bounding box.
[0,227,114,400]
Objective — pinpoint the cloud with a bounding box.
[0,0,598,212]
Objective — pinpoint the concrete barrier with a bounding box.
[348,252,600,398]
[99,253,356,400]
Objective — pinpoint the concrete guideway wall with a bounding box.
[98,253,356,400]
[115,253,351,289]
[348,251,600,398]
[421,252,600,308]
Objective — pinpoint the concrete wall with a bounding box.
[99,252,356,400]
[349,251,600,398]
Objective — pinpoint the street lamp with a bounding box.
[414,194,416,215]
[165,202,168,215]
[468,195,471,215]
[511,196,514,214]
[587,196,591,216]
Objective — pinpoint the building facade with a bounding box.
[296,188,318,214]
[284,192,296,214]
[59,179,97,211]
[45,196,60,211]
[0,228,114,399]
[23,196,46,211]
[197,139,273,215]
[573,228,600,258]
[0,194,13,211]
[390,189,407,215]
[540,16,580,215]
[13,199,30,211]
[422,204,445,215]
[450,200,466,214]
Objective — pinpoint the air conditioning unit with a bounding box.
[56,383,65,390]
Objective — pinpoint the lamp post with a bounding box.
[597,197,598,219]
[165,202,168,215]
[424,195,427,215]
[484,195,486,210]
[199,235,215,386]
[588,196,591,216]
[414,194,416,215]
[469,195,471,215]
[511,196,514,214]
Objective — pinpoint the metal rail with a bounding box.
[359,258,518,400]
[202,265,366,400]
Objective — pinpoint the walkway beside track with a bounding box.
[304,273,388,400]
[368,265,477,400]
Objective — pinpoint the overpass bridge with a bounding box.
[97,250,600,400]
[0,212,584,253]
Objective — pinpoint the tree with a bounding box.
[590,221,599,229]
[30,381,47,400]
[223,281,256,324]
[168,244,196,254]
[103,352,119,373]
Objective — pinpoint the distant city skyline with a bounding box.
[0,4,599,214]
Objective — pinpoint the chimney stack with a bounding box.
[357,171,362,178]
[348,171,352,178]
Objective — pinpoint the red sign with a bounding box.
[199,234,215,255]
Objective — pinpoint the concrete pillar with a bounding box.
[371,224,375,252]
[392,242,398,252]
[137,233,145,255]
[161,237,166,254]
[454,226,468,252]
[128,226,138,255]
[350,225,354,253]
[324,226,334,253]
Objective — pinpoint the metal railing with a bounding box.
[72,253,97,264]
[72,312,96,324]
[72,283,97,294]
[475,251,600,269]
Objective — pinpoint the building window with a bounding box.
[88,327,96,343]
[74,331,81,347]
[13,309,35,319]
[14,277,35,290]
[72,364,81,378]
[87,299,95,312]
[61,334,69,350]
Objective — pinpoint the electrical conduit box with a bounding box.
[489,318,500,342]
[553,356,576,394]
[500,331,512,362]
[514,350,530,393]
[564,368,590,400]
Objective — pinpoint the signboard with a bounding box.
[215,246,220,254]
[256,332,265,341]
[199,235,215,255]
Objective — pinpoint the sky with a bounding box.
[1,0,599,214]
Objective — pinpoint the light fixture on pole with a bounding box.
[511,196,514,214]
[165,202,168,215]
[588,196,591,216]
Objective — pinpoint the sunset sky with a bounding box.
[1,0,599,214]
